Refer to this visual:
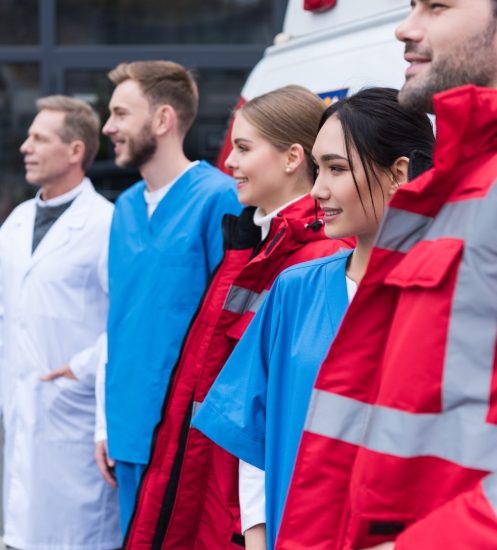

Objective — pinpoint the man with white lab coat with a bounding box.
[0,95,121,550]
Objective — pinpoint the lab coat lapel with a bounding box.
[27,181,93,274]
[10,202,36,278]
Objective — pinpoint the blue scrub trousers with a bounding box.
[115,461,147,537]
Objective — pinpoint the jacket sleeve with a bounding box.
[192,280,282,470]
[203,186,241,274]
[395,475,497,549]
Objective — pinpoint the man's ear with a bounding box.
[154,104,176,136]
[284,143,305,174]
[69,140,85,166]
[388,156,409,197]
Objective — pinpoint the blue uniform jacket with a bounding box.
[193,249,352,548]
[107,161,240,464]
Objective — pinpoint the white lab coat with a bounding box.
[0,179,121,550]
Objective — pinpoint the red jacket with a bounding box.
[277,85,497,550]
[125,195,352,549]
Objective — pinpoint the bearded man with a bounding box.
[275,2,497,549]
[97,60,240,535]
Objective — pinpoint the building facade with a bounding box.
[0,0,287,217]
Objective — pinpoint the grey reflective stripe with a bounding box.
[482,474,497,511]
[424,199,480,242]
[376,199,481,253]
[376,207,433,252]
[223,285,268,315]
[439,187,497,411]
[191,400,202,420]
[306,390,497,471]
[305,390,370,444]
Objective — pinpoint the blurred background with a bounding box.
[0,3,287,542]
[0,0,288,221]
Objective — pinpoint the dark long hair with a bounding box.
[319,87,435,218]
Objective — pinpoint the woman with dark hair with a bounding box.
[193,87,435,550]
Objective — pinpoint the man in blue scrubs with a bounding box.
[96,60,240,534]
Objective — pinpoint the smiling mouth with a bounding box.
[113,138,126,149]
[404,52,431,77]
[322,207,343,221]
[236,177,248,186]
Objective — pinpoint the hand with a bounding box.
[95,439,117,488]
[40,364,77,381]
[244,524,267,550]
[354,543,395,550]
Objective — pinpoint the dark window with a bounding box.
[0,64,40,220]
[0,0,39,45]
[56,0,273,45]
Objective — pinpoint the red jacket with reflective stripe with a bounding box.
[125,195,352,550]
[276,85,497,550]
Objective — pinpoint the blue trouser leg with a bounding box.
[115,461,147,537]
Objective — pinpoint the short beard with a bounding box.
[122,121,157,169]
[399,19,497,113]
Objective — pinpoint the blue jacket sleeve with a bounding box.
[192,280,282,470]
[203,186,241,274]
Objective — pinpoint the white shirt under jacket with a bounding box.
[0,178,121,550]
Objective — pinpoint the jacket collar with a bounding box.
[270,194,333,245]
[433,85,497,174]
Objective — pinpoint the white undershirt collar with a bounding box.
[253,194,306,240]
[36,177,88,208]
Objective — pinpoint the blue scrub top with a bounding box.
[107,161,241,464]
[193,249,352,548]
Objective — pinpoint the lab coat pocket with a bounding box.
[42,376,95,443]
[34,263,90,322]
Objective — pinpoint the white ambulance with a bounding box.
[218,0,411,164]
[220,0,412,161]
[247,0,409,101]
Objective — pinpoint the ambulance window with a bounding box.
[56,0,274,45]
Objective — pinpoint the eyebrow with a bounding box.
[233,138,253,145]
[110,105,129,113]
[321,153,348,162]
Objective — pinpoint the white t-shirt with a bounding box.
[143,161,199,218]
